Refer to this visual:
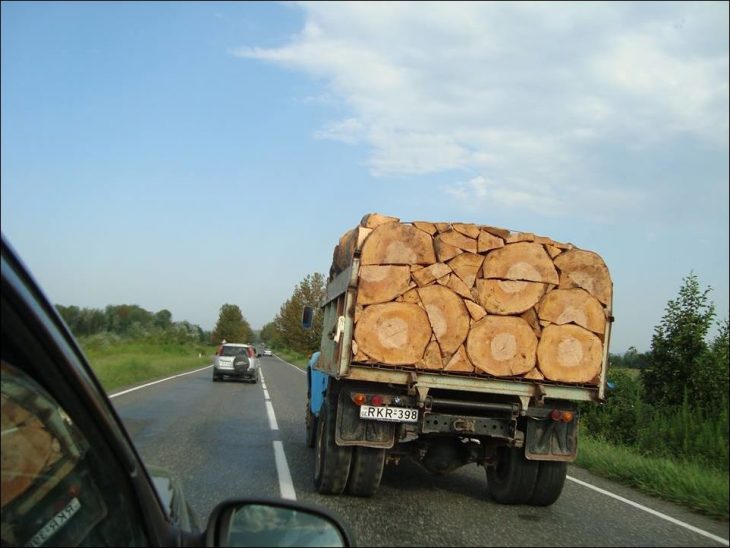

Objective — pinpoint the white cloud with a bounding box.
[235,1,729,219]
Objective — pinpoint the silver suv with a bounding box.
[212,343,258,383]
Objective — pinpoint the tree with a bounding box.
[641,273,718,409]
[273,273,326,354]
[211,304,254,344]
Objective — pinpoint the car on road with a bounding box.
[263,349,273,357]
[1,234,352,547]
[212,343,259,383]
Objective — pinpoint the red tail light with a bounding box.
[371,395,384,406]
[550,409,562,421]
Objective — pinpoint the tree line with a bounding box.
[55,304,210,344]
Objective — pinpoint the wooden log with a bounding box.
[444,345,475,372]
[478,230,505,253]
[412,221,438,235]
[446,274,473,300]
[434,238,463,262]
[436,230,477,253]
[521,307,542,338]
[448,253,484,288]
[331,226,373,278]
[434,223,451,233]
[537,324,603,383]
[411,263,452,287]
[553,249,612,306]
[537,288,606,334]
[417,341,443,370]
[354,303,431,365]
[360,223,436,265]
[466,316,537,376]
[452,223,481,239]
[475,279,547,315]
[417,286,470,356]
[524,367,545,380]
[505,232,535,243]
[545,245,563,259]
[357,265,411,305]
[482,242,559,284]
[360,213,400,229]
[482,226,512,239]
[464,300,487,321]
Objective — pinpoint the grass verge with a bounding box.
[577,434,729,520]
[271,347,310,369]
[82,341,216,392]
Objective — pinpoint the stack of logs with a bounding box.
[331,213,612,385]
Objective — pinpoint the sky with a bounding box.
[1,1,728,353]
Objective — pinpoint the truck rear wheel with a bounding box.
[314,401,352,494]
[528,461,567,506]
[486,446,539,505]
[346,447,385,497]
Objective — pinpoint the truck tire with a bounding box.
[486,446,539,505]
[313,401,352,494]
[305,397,317,448]
[528,461,567,506]
[346,446,385,497]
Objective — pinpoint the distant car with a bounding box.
[212,343,258,383]
[264,349,273,357]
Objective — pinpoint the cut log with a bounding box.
[505,232,535,243]
[434,223,451,233]
[466,316,537,376]
[475,279,547,315]
[448,253,484,288]
[436,274,450,286]
[354,303,431,365]
[360,213,400,229]
[417,286,470,355]
[436,230,477,253]
[537,324,603,383]
[444,345,475,372]
[521,307,542,338]
[452,223,481,239]
[482,226,512,239]
[482,242,559,284]
[331,226,373,278]
[464,300,488,321]
[446,274,474,300]
[524,367,545,380]
[412,221,438,235]
[411,263,452,287]
[478,230,505,253]
[434,238,463,262]
[545,245,562,259]
[538,288,606,334]
[553,249,612,306]
[398,288,422,305]
[360,223,436,265]
[417,341,443,370]
[357,265,411,305]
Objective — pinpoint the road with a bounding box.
[110,356,729,547]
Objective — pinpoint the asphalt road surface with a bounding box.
[110,356,729,547]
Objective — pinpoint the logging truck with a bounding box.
[303,213,613,505]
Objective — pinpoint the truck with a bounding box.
[303,213,613,505]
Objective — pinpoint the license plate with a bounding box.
[359,405,418,423]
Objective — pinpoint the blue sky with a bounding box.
[2,1,728,353]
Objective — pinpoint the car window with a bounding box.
[1,361,148,547]
[220,346,245,357]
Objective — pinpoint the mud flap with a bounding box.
[335,392,396,449]
[525,416,578,462]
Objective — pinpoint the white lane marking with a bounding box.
[109,365,212,398]
[273,441,297,500]
[263,389,270,400]
[265,401,279,431]
[567,476,729,546]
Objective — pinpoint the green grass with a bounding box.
[81,340,216,392]
[271,347,310,369]
[577,434,729,520]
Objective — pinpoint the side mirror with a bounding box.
[205,498,352,547]
[301,306,314,330]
